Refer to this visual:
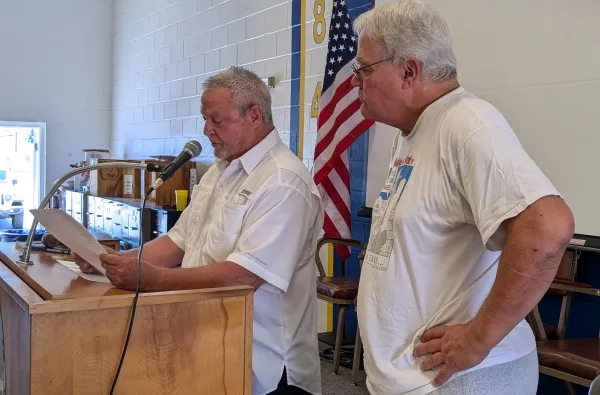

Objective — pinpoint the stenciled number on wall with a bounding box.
[311,0,326,118]
[313,0,326,43]
[311,81,322,118]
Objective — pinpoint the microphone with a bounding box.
[150,140,202,191]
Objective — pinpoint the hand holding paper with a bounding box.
[30,209,107,275]
[57,260,111,283]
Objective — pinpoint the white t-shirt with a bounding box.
[168,129,323,395]
[357,87,560,395]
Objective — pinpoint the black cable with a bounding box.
[109,189,152,395]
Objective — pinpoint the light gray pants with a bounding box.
[428,351,538,395]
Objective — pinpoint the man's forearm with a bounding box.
[146,261,264,292]
[470,238,562,349]
[120,235,184,268]
[469,198,574,349]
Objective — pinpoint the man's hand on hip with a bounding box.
[413,322,491,386]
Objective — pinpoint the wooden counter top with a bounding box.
[0,242,129,300]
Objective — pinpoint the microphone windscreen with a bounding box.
[42,233,62,248]
[185,140,202,157]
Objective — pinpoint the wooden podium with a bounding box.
[0,243,253,395]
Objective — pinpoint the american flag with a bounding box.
[313,0,374,260]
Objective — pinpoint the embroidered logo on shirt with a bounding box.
[245,252,268,267]
[229,188,253,205]
[239,188,253,199]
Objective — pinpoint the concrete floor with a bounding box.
[320,358,368,395]
[319,340,369,395]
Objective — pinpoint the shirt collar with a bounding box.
[238,128,281,174]
[404,86,465,139]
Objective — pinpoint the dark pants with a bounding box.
[267,367,312,395]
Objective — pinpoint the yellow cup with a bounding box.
[175,190,189,211]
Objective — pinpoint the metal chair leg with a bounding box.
[565,381,577,395]
[333,305,347,374]
[351,325,362,385]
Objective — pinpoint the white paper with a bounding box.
[570,238,586,246]
[30,209,107,275]
[57,260,111,283]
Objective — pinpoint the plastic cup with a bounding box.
[175,190,188,211]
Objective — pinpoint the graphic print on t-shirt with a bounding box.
[365,156,414,271]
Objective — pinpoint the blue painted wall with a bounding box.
[289,0,301,155]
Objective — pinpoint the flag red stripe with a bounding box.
[322,212,342,238]
[323,214,351,261]
[317,76,355,129]
[314,118,374,185]
[314,98,362,160]
[334,158,350,191]
[322,177,351,229]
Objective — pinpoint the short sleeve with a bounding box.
[226,185,319,293]
[167,205,191,250]
[456,126,561,250]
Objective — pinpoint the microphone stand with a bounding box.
[18,162,161,265]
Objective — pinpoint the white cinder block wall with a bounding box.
[0,0,113,192]
[300,1,331,171]
[111,0,294,160]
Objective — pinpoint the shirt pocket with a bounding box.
[204,199,248,263]
[211,199,248,235]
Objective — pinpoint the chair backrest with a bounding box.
[315,237,366,277]
[556,250,576,280]
[528,248,597,341]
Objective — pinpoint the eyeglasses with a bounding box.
[351,57,394,79]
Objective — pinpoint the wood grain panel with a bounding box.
[244,291,253,395]
[30,295,250,394]
[0,283,31,395]
[0,258,42,394]
[90,166,123,197]
[145,162,192,207]
[0,256,43,310]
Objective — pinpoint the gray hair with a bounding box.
[353,0,457,81]
[202,66,274,126]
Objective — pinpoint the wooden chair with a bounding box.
[315,237,366,385]
[528,249,600,394]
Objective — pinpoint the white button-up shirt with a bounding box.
[168,129,323,395]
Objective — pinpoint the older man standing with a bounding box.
[75,66,323,395]
[351,1,574,394]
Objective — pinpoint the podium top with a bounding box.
[0,242,129,301]
[0,242,253,319]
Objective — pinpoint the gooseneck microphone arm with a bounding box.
[18,161,162,265]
